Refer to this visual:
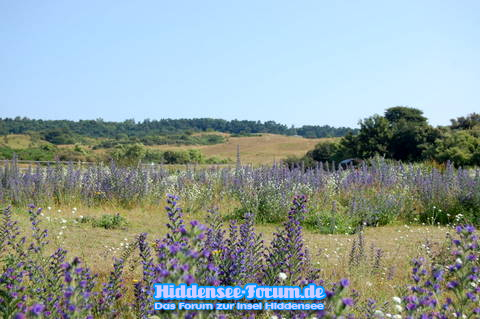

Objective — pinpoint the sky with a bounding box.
[1,1,479,128]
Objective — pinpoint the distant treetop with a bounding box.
[0,117,357,139]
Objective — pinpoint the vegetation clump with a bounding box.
[77,213,128,230]
[292,108,480,167]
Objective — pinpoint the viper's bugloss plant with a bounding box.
[2,159,479,226]
[264,195,310,286]
[3,196,480,318]
[0,206,107,318]
[397,225,480,319]
[443,225,480,317]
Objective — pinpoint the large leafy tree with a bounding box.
[385,107,438,161]
[341,115,392,158]
[334,106,437,161]
[384,106,427,124]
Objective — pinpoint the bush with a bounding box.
[307,140,343,163]
[424,130,480,167]
[93,213,127,229]
[109,143,146,166]
[77,213,128,229]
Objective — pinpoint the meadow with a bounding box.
[1,158,480,318]
[0,133,331,166]
[147,134,331,165]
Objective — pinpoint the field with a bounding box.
[1,133,332,165]
[2,0,479,317]
[1,159,479,318]
[9,206,451,311]
[147,133,332,165]
[0,134,48,149]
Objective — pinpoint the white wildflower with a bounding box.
[392,296,401,304]
[278,272,287,281]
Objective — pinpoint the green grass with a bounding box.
[0,134,51,149]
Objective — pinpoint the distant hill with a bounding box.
[148,134,336,165]
[0,132,334,165]
[0,117,357,140]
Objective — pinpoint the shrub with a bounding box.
[307,140,342,163]
[93,213,127,229]
[76,213,128,229]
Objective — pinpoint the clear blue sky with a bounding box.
[1,1,479,128]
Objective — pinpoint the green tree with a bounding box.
[344,115,392,158]
[306,141,342,162]
[384,106,427,124]
[425,131,480,166]
[450,113,480,130]
[384,107,437,161]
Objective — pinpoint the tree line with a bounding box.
[0,117,357,141]
[290,107,480,167]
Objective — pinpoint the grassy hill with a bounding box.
[148,133,334,165]
[1,133,333,165]
[0,134,51,149]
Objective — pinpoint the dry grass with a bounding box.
[148,134,337,165]
[11,203,452,307]
[2,133,336,165]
